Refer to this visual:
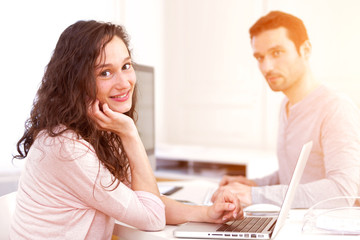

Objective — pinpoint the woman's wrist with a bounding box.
[187,205,209,222]
[115,123,139,139]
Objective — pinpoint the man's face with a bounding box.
[251,27,307,93]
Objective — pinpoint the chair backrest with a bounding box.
[0,191,17,239]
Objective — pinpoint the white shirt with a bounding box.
[252,85,360,208]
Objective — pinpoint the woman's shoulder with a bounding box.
[31,126,103,181]
[36,126,95,157]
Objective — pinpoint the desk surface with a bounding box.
[113,210,360,240]
[113,180,360,240]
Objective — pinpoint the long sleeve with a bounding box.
[10,129,165,240]
[251,85,360,208]
[253,171,280,186]
[53,134,166,231]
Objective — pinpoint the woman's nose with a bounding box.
[114,73,131,89]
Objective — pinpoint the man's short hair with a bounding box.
[249,11,309,53]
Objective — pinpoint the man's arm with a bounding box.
[252,171,280,186]
[253,95,360,207]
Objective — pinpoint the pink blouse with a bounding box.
[10,129,165,239]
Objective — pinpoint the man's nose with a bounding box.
[260,57,274,74]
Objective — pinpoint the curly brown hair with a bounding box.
[14,20,137,188]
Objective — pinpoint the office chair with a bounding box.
[0,191,17,239]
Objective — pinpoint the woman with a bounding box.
[10,20,242,239]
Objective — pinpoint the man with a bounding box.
[212,11,360,208]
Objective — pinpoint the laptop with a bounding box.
[173,141,313,239]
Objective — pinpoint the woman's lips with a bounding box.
[110,91,130,102]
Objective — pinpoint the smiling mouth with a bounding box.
[110,92,129,100]
[110,91,130,101]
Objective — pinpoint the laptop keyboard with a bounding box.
[217,217,274,233]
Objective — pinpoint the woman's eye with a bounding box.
[100,70,111,77]
[122,63,132,70]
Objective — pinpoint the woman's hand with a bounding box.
[88,100,137,137]
[89,99,159,195]
[161,190,243,225]
[206,189,243,223]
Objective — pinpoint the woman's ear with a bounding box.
[300,40,312,60]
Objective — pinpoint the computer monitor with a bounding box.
[134,64,156,170]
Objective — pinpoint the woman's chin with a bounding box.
[110,104,132,114]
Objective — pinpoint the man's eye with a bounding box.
[273,50,282,57]
[122,63,132,70]
[256,56,264,62]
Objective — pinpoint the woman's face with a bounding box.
[95,36,136,114]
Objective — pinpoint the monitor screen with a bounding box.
[134,64,156,170]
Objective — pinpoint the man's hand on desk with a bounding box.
[219,175,257,187]
[211,181,253,206]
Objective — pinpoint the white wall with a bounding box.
[157,0,282,151]
[0,0,124,173]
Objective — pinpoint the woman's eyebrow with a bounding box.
[95,56,132,70]
[95,63,112,70]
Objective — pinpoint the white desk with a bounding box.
[113,180,360,240]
